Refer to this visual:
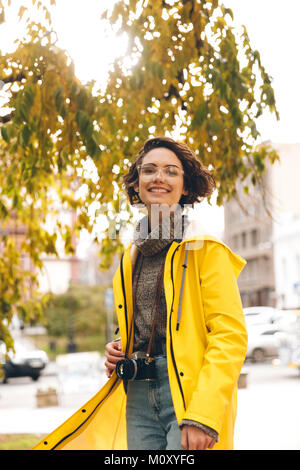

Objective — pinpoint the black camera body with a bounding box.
[116,353,156,381]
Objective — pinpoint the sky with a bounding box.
[2,0,298,143]
[1,0,300,241]
[48,0,300,145]
[225,0,300,144]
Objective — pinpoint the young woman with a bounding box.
[33,136,248,451]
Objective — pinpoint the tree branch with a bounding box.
[0,112,13,123]
[2,72,26,84]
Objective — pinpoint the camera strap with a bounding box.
[127,251,165,361]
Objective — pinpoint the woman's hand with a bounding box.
[181,425,216,450]
[104,340,124,378]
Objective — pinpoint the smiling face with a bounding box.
[133,147,188,213]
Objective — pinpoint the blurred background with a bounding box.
[0,0,299,450]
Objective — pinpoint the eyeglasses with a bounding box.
[137,164,184,180]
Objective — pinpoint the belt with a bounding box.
[129,352,156,381]
[134,360,156,381]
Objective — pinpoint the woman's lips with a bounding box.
[148,187,170,193]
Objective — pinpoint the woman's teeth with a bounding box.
[149,189,168,192]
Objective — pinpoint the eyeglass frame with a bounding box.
[136,163,184,179]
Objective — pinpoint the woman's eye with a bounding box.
[167,169,178,176]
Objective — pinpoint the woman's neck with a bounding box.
[147,204,182,231]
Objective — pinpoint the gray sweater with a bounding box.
[132,209,184,354]
[132,209,218,442]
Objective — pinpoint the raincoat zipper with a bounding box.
[119,253,129,353]
[169,244,186,411]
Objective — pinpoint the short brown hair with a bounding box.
[123,136,216,207]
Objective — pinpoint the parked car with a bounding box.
[0,338,49,383]
[246,325,282,362]
[244,306,281,326]
[275,310,300,374]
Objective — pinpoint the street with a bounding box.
[0,359,299,450]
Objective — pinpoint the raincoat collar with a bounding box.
[128,214,246,330]
[129,213,218,270]
[128,214,217,331]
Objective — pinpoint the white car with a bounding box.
[246,325,282,362]
[244,306,281,327]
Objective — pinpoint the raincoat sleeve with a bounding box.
[183,241,248,435]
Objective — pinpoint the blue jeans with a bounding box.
[126,355,183,450]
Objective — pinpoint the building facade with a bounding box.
[271,143,300,309]
[224,142,300,308]
[224,170,275,307]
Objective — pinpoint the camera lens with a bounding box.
[116,358,137,380]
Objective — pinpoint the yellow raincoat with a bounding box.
[33,234,247,450]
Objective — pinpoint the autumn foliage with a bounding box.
[0,0,279,349]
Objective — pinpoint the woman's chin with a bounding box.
[145,192,171,204]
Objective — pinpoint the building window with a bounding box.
[251,229,258,246]
[233,234,239,249]
[263,256,270,275]
[242,232,247,248]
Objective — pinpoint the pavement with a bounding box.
[0,361,299,450]
[0,407,78,435]
[234,365,300,450]
[0,360,108,435]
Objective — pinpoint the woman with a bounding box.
[33,136,247,451]
[105,136,247,451]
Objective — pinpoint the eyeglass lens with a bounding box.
[138,165,182,178]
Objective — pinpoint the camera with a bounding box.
[115,352,156,381]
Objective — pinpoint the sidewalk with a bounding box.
[0,407,77,434]
[1,363,299,449]
[1,389,299,449]
[0,360,107,436]
[234,368,300,450]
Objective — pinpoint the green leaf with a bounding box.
[76,110,93,138]
[254,152,265,172]
[12,193,20,209]
[106,110,116,134]
[1,125,9,143]
[190,103,207,129]
[208,119,221,135]
[23,83,35,109]
[53,86,64,111]
[0,200,9,218]
[22,125,31,146]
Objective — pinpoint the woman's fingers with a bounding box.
[104,340,124,376]
[180,425,216,450]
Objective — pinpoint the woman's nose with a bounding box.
[152,167,166,181]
